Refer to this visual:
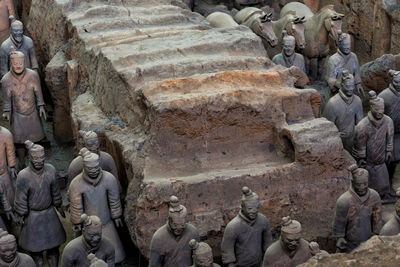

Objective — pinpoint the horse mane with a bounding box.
[317,5,335,14]
[286,10,296,16]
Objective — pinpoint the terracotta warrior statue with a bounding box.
[88,254,108,267]
[262,216,311,266]
[322,70,363,152]
[353,91,394,203]
[2,47,46,170]
[221,187,272,267]
[323,32,364,98]
[0,126,16,207]
[62,214,115,267]
[189,239,220,267]
[0,19,38,77]
[309,241,329,260]
[272,30,306,74]
[149,196,200,267]
[14,140,66,267]
[378,70,400,196]
[69,148,125,263]
[68,130,118,186]
[0,1,15,44]
[380,189,400,236]
[332,164,382,253]
[0,228,35,266]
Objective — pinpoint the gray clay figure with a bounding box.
[221,187,272,267]
[88,253,108,267]
[189,239,220,267]
[272,30,307,78]
[2,47,46,170]
[68,130,118,186]
[0,228,35,267]
[149,196,200,267]
[262,216,311,267]
[0,1,15,44]
[380,189,400,236]
[61,214,115,267]
[0,126,16,208]
[69,148,124,263]
[0,19,38,77]
[309,241,329,260]
[14,140,66,267]
[332,164,382,253]
[323,32,364,98]
[322,70,363,153]
[353,91,394,202]
[378,70,400,195]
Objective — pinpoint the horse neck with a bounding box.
[307,11,329,43]
[273,16,291,41]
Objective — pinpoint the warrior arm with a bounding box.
[5,130,15,168]
[32,72,45,107]
[148,235,164,267]
[263,220,273,252]
[106,175,122,219]
[221,224,237,265]
[28,41,39,70]
[105,247,116,267]
[322,100,337,123]
[50,167,63,207]
[0,184,11,212]
[371,193,383,234]
[0,46,8,78]
[355,103,364,125]
[332,195,350,238]
[69,183,84,225]
[14,176,29,216]
[60,245,76,267]
[386,118,394,153]
[352,123,366,160]
[352,54,362,85]
[2,79,11,112]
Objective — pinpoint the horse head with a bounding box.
[324,11,344,44]
[253,12,278,47]
[287,15,306,50]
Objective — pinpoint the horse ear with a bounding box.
[260,13,271,23]
[287,10,296,16]
[267,12,273,18]
[338,13,345,19]
[300,16,306,23]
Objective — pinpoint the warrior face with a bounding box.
[84,161,101,179]
[283,38,295,57]
[0,241,17,263]
[11,23,23,43]
[281,231,301,252]
[194,252,213,267]
[339,35,351,55]
[85,138,99,154]
[341,78,355,97]
[83,227,102,249]
[241,198,259,221]
[168,216,186,236]
[30,152,45,170]
[371,103,384,120]
[11,56,25,75]
[352,176,368,196]
[392,74,400,91]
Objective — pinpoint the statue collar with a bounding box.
[238,211,257,226]
[338,49,350,59]
[11,69,26,81]
[349,185,370,203]
[0,253,20,267]
[29,163,45,176]
[389,84,400,97]
[10,35,23,49]
[283,53,296,67]
[367,111,383,127]
[339,90,353,105]
[166,222,187,240]
[82,170,103,186]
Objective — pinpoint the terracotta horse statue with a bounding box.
[234,7,278,47]
[266,11,306,58]
[281,3,344,79]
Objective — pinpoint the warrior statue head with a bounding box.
[80,148,101,179]
[9,46,24,75]
[25,140,45,171]
[81,214,103,250]
[388,69,400,91]
[241,186,259,221]
[338,31,351,55]
[0,228,17,263]
[168,196,187,236]
[368,91,385,120]
[339,70,355,97]
[280,216,302,252]
[348,164,369,196]
[79,130,99,154]
[10,17,23,44]
[282,30,296,58]
[189,239,213,267]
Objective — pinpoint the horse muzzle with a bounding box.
[269,38,278,47]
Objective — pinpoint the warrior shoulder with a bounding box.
[368,188,381,201]
[336,191,351,208]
